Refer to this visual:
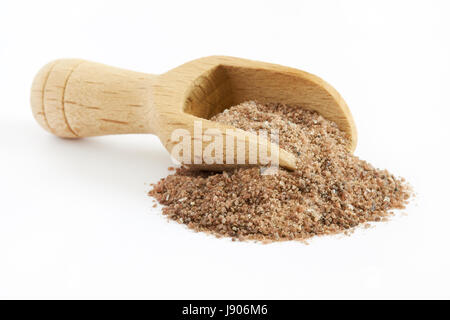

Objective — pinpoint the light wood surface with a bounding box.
[31,56,357,170]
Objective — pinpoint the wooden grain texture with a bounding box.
[31,56,357,170]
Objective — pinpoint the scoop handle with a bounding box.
[30,59,157,138]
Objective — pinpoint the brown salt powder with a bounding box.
[149,101,412,242]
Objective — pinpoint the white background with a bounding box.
[1,0,449,299]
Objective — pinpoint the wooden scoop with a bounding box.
[30,56,357,170]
